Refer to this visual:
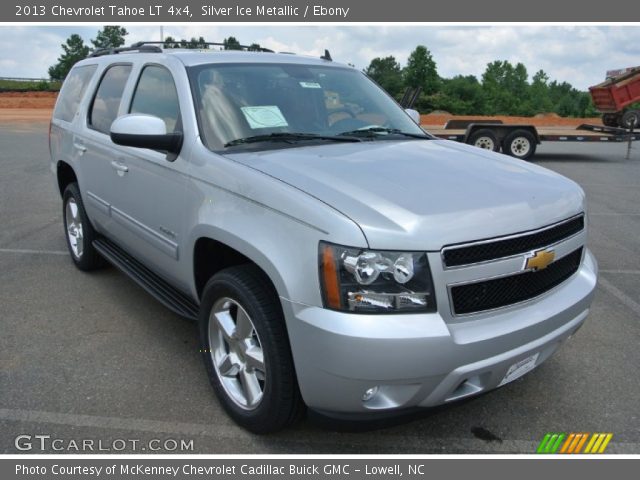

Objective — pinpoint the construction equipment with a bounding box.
[589,66,640,129]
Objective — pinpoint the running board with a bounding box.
[93,238,199,321]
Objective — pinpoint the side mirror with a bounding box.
[110,114,183,154]
[405,108,421,125]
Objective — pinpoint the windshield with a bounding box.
[189,63,427,151]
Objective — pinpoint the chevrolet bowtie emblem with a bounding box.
[524,249,555,271]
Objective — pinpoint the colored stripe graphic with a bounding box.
[584,433,613,453]
[537,433,613,454]
[537,433,566,453]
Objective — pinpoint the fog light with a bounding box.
[362,386,379,402]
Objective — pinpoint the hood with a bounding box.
[224,139,584,250]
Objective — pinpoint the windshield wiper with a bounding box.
[224,132,362,147]
[338,127,431,139]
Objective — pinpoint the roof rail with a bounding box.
[131,41,274,53]
[88,43,162,57]
[88,42,333,60]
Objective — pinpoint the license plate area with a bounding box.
[498,352,540,387]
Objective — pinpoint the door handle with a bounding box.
[110,161,129,174]
[73,143,87,153]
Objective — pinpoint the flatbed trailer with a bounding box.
[423,120,639,160]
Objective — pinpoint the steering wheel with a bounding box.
[328,107,356,120]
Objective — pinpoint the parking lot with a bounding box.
[1,120,639,454]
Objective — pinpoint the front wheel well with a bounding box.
[56,161,78,197]
[193,238,278,301]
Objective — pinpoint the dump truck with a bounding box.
[589,66,640,128]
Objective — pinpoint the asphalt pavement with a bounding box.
[1,121,639,454]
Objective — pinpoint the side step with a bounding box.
[93,238,199,321]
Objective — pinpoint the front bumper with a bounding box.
[282,249,598,413]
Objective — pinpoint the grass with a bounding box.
[0,79,62,92]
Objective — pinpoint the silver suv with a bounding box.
[50,43,598,433]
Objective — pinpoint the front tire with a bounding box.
[198,265,304,433]
[62,183,104,271]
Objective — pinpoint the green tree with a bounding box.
[436,75,485,114]
[223,36,242,50]
[91,26,128,51]
[548,80,579,116]
[48,34,90,81]
[481,60,526,115]
[247,43,262,52]
[404,45,440,95]
[510,63,530,114]
[576,92,598,117]
[163,36,180,49]
[364,56,403,98]
[186,37,208,49]
[528,69,553,114]
[163,36,208,49]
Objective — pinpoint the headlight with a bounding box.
[319,241,437,313]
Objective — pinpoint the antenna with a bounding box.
[321,49,332,61]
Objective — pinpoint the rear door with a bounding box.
[77,63,133,233]
[50,63,98,201]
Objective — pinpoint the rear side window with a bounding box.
[130,65,181,132]
[52,65,97,122]
[89,64,132,134]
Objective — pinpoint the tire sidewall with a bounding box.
[198,272,288,430]
[62,184,88,267]
[621,111,639,129]
[469,129,500,152]
[62,182,104,271]
[503,130,536,160]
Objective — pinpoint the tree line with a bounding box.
[365,46,598,117]
[47,27,258,81]
[48,29,598,118]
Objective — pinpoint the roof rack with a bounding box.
[88,43,162,57]
[88,42,334,62]
[131,41,274,53]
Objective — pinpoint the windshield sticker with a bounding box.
[299,81,322,89]
[240,106,288,129]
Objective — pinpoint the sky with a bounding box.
[1,25,639,90]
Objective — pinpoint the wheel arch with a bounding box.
[56,160,78,197]
[190,228,288,305]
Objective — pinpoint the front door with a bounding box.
[106,64,188,287]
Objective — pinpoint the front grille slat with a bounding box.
[450,248,583,315]
[443,216,584,267]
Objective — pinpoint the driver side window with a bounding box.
[130,65,181,133]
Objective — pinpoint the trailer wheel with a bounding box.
[602,113,619,128]
[468,129,500,152]
[502,130,537,160]
[620,110,639,130]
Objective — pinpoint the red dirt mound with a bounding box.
[0,91,58,109]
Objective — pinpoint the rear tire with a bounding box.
[198,265,304,433]
[502,129,537,160]
[620,110,639,130]
[468,129,500,152]
[62,183,105,271]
